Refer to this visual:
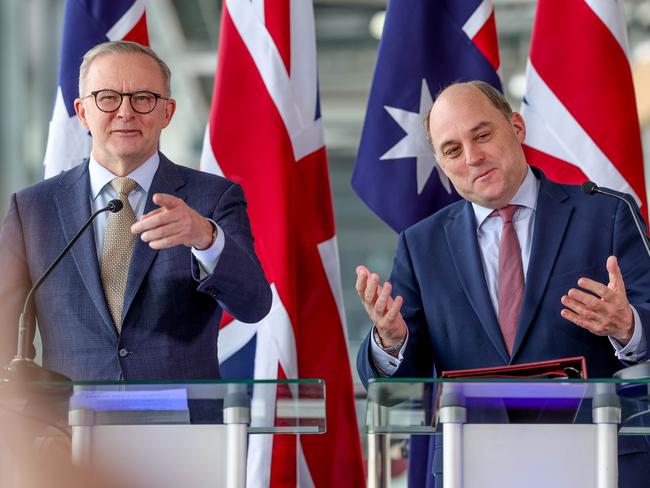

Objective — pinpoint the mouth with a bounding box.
[473,168,496,183]
[111,129,141,136]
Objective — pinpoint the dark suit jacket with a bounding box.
[358,168,650,381]
[0,153,272,380]
[357,168,650,484]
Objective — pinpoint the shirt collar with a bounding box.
[89,152,160,200]
[472,166,540,228]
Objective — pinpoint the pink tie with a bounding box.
[497,205,524,355]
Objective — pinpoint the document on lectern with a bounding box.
[432,357,589,428]
[440,356,587,379]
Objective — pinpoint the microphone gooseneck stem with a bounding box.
[595,187,650,260]
[14,203,120,361]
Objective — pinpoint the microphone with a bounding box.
[581,181,650,259]
[582,182,650,381]
[1,199,123,384]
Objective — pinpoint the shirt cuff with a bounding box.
[369,326,409,377]
[191,220,225,278]
[609,306,647,362]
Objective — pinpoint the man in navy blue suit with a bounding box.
[0,41,271,381]
[356,81,650,486]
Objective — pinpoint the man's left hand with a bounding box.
[131,193,214,250]
[560,255,634,345]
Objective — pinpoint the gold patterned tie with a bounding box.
[101,177,138,333]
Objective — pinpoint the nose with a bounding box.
[115,95,135,120]
[464,143,485,166]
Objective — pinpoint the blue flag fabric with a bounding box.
[58,0,139,117]
[43,0,148,178]
[352,0,502,233]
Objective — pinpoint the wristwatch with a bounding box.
[206,219,218,247]
[373,328,405,355]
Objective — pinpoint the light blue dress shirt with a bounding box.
[88,152,225,275]
[371,167,646,375]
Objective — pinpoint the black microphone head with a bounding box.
[107,199,123,213]
[582,181,598,195]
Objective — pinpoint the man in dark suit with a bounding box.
[356,81,650,486]
[0,40,272,381]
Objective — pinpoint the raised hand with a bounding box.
[356,265,407,347]
[560,256,634,345]
[131,193,215,250]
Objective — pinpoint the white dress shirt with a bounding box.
[89,153,225,275]
[371,167,646,375]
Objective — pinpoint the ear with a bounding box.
[510,112,526,143]
[161,98,176,129]
[74,98,90,129]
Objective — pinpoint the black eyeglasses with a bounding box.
[83,89,170,114]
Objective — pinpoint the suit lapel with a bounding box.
[53,162,115,333]
[444,202,510,363]
[122,154,186,320]
[511,175,572,358]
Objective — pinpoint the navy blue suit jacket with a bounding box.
[358,168,650,382]
[0,153,272,380]
[357,169,650,485]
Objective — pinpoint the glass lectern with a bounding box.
[0,379,325,488]
[365,378,650,488]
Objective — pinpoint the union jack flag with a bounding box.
[200,1,364,486]
[522,0,647,220]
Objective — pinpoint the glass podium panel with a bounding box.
[366,378,650,434]
[0,379,326,488]
[364,378,650,488]
[0,379,325,430]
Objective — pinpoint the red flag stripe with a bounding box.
[122,13,149,45]
[462,0,500,70]
[264,0,292,74]
[472,12,500,71]
[523,145,588,184]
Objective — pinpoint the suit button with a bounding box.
[119,348,129,357]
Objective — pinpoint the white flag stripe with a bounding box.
[248,350,278,488]
[290,0,319,138]
[522,62,640,204]
[297,441,316,488]
[584,0,630,56]
[216,319,259,364]
[462,0,493,40]
[317,236,348,343]
[199,123,225,176]
[226,0,324,161]
[43,88,93,178]
[106,0,147,40]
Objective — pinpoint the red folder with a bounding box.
[441,356,588,379]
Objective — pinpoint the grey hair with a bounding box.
[423,80,513,148]
[78,40,172,97]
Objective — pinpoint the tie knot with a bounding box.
[497,204,519,223]
[111,177,137,197]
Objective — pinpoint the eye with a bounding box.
[443,146,461,158]
[98,93,117,102]
[476,131,491,142]
[133,93,154,103]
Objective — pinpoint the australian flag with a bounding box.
[352,0,502,233]
[43,0,149,178]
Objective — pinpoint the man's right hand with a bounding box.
[356,265,408,347]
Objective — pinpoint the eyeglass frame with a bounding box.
[82,89,171,114]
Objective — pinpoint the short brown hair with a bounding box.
[78,41,172,97]
[423,81,513,147]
